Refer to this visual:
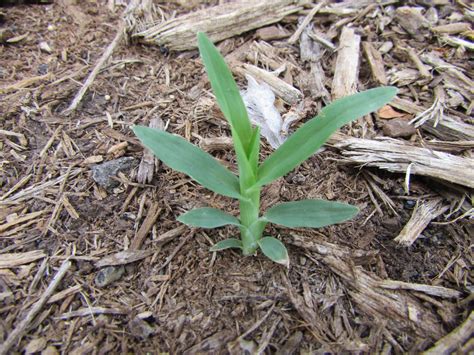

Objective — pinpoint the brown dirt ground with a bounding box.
[0,1,472,354]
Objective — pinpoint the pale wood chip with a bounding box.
[95,249,154,268]
[47,285,82,304]
[137,117,165,184]
[132,0,307,51]
[378,279,462,299]
[235,63,303,105]
[362,42,388,85]
[0,250,46,268]
[0,211,46,234]
[56,306,127,320]
[330,134,474,189]
[394,198,449,246]
[332,27,360,100]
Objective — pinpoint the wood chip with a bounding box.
[131,202,161,250]
[378,280,462,299]
[0,250,46,268]
[331,134,474,189]
[235,63,303,105]
[56,306,127,320]
[137,117,164,184]
[95,249,154,268]
[332,27,360,100]
[288,1,326,44]
[362,42,388,85]
[132,0,306,51]
[394,198,449,246]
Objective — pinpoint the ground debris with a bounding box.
[91,157,137,189]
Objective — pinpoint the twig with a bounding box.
[288,1,326,44]
[63,22,125,114]
[0,259,71,355]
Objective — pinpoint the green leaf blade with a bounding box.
[258,237,289,267]
[263,199,359,228]
[257,87,398,186]
[178,207,241,228]
[133,125,241,199]
[210,238,243,251]
[197,32,253,151]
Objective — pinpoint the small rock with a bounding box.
[383,118,416,138]
[256,25,290,41]
[24,337,47,354]
[91,157,137,189]
[38,63,49,75]
[39,41,52,54]
[95,265,125,287]
[128,317,155,339]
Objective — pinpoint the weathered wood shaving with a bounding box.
[362,42,388,85]
[56,306,127,320]
[331,27,360,100]
[394,198,450,246]
[95,249,154,268]
[0,250,46,268]
[137,117,164,184]
[331,134,474,189]
[392,97,474,140]
[132,0,309,51]
[377,279,462,299]
[288,1,326,44]
[235,63,303,105]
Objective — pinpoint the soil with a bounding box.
[0,1,472,354]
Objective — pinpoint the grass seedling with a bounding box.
[133,32,397,266]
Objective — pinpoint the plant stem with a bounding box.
[239,187,262,255]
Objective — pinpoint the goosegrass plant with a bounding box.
[133,32,397,266]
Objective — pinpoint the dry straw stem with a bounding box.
[331,134,474,189]
[132,0,309,51]
[394,198,449,246]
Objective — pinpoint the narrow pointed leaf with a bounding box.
[258,237,289,267]
[257,87,398,186]
[231,126,256,190]
[210,238,243,251]
[198,32,253,151]
[133,126,241,199]
[263,199,358,228]
[178,207,241,228]
[248,127,261,175]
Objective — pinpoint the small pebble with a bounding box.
[91,157,137,189]
[38,63,48,75]
[39,41,52,54]
[404,200,416,209]
[383,118,416,138]
[95,266,125,287]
